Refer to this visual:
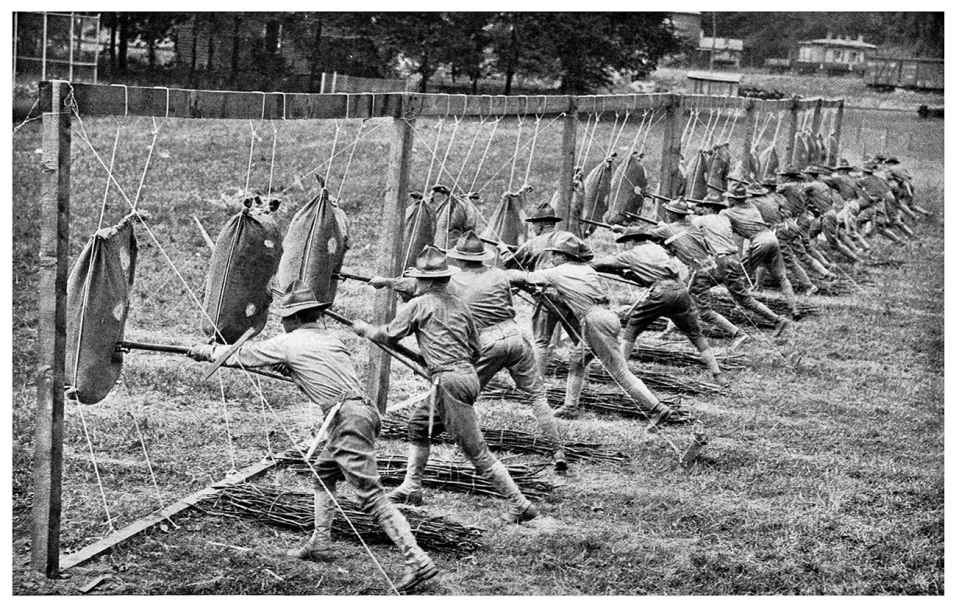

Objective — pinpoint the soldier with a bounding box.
[352,246,539,524]
[501,202,577,379]
[777,167,836,278]
[882,156,931,218]
[828,161,873,253]
[506,233,675,427]
[590,225,729,386]
[858,162,908,243]
[188,283,438,593]
[369,231,568,472]
[748,178,818,295]
[719,182,800,318]
[688,197,792,338]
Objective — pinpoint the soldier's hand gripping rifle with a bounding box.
[320,308,431,380]
[115,340,293,383]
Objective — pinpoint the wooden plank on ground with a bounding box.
[59,453,287,571]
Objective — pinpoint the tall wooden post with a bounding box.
[658,94,683,199]
[556,106,577,233]
[741,98,757,157]
[366,113,414,414]
[832,99,845,164]
[783,97,800,168]
[31,80,71,577]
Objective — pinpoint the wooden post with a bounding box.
[783,97,800,167]
[832,99,845,163]
[810,98,823,136]
[555,106,577,232]
[741,98,757,157]
[658,94,683,198]
[366,115,414,414]
[31,80,71,577]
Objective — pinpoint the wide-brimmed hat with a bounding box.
[861,162,877,174]
[409,191,424,200]
[273,280,325,317]
[885,156,901,165]
[446,230,492,261]
[545,233,593,261]
[696,195,728,208]
[404,245,455,278]
[525,202,562,223]
[746,184,770,197]
[431,184,451,195]
[663,199,694,215]
[777,166,804,178]
[831,159,856,172]
[615,226,659,244]
[760,177,779,188]
[873,153,888,162]
[726,182,749,200]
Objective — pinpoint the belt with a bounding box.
[430,362,475,375]
[478,318,521,341]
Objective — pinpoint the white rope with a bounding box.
[508,115,524,191]
[266,123,278,199]
[324,119,343,186]
[127,411,179,529]
[294,121,387,187]
[218,372,239,472]
[579,111,602,174]
[97,125,122,230]
[422,117,446,193]
[469,116,502,192]
[243,120,256,195]
[521,115,543,188]
[575,112,595,161]
[452,116,488,189]
[336,119,368,202]
[77,406,116,532]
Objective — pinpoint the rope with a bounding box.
[293,121,387,187]
[579,111,602,174]
[218,372,239,472]
[324,119,343,186]
[453,116,488,190]
[266,123,278,199]
[336,119,368,202]
[609,110,649,212]
[521,115,543,188]
[422,117,446,193]
[67,103,400,594]
[436,115,463,190]
[127,411,179,529]
[77,406,116,532]
[132,117,163,211]
[508,115,524,191]
[575,113,595,161]
[97,125,122,230]
[12,97,41,135]
[469,116,502,192]
[243,120,256,196]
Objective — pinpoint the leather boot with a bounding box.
[487,461,538,524]
[645,401,673,433]
[528,391,567,473]
[553,359,586,419]
[369,495,439,594]
[387,443,429,506]
[286,483,337,562]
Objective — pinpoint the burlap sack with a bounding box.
[580,155,615,236]
[65,217,138,404]
[706,143,731,193]
[605,151,647,224]
[686,149,711,200]
[482,189,528,247]
[202,198,282,344]
[275,186,350,308]
[434,196,480,249]
[759,146,780,182]
[794,132,810,169]
[403,197,435,269]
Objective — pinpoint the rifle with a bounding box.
[477,235,518,251]
[117,340,292,383]
[580,217,621,232]
[335,271,374,283]
[646,192,674,202]
[622,210,659,225]
[321,308,430,380]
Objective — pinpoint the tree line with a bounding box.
[98,12,683,94]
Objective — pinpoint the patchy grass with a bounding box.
[11,90,943,595]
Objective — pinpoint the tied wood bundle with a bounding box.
[546,359,721,395]
[379,413,628,464]
[627,343,746,370]
[203,483,483,554]
[278,454,553,501]
[481,386,694,424]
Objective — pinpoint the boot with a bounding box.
[387,443,429,506]
[645,401,673,433]
[287,484,337,562]
[705,311,743,339]
[369,495,439,594]
[553,364,585,419]
[729,331,750,351]
[553,449,569,474]
[486,461,538,524]
[773,317,792,338]
[528,391,566,473]
[698,348,729,387]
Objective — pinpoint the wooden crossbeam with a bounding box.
[58,452,290,571]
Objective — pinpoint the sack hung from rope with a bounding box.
[605,151,647,225]
[482,187,529,247]
[202,197,283,344]
[403,197,435,269]
[794,132,810,169]
[686,149,711,200]
[434,195,480,249]
[706,143,731,193]
[740,149,761,183]
[759,145,780,182]
[825,134,838,167]
[275,180,350,309]
[812,133,827,165]
[580,154,616,236]
[65,216,138,404]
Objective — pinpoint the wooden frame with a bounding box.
[31,80,844,576]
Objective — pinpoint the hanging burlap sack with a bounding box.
[605,151,647,225]
[202,197,283,344]
[686,149,711,200]
[275,181,350,309]
[759,145,780,182]
[825,134,839,167]
[482,187,528,247]
[580,154,615,236]
[403,196,435,269]
[434,195,480,250]
[706,143,731,193]
[794,132,810,169]
[65,216,138,405]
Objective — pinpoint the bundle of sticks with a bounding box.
[278,453,554,501]
[545,359,721,395]
[709,292,821,325]
[379,413,629,464]
[627,342,747,370]
[480,386,694,424]
[202,482,484,554]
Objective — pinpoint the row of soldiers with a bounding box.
[185,151,926,593]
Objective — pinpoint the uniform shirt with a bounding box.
[503,229,574,271]
[720,203,771,240]
[749,193,785,224]
[857,174,892,199]
[692,214,740,255]
[448,266,516,330]
[777,181,808,217]
[510,263,609,321]
[374,288,481,374]
[824,173,861,201]
[591,242,681,287]
[212,324,364,414]
[649,220,714,267]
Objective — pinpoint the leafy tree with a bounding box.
[369,12,452,92]
[443,13,493,93]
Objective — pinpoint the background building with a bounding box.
[795,34,877,75]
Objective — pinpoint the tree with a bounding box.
[443,13,493,93]
[369,12,451,92]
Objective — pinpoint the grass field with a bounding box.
[11,83,944,594]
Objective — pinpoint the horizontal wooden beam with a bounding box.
[58,451,289,571]
[63,82,405,120]
[407,93,574,117]
[574,92,673,114]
